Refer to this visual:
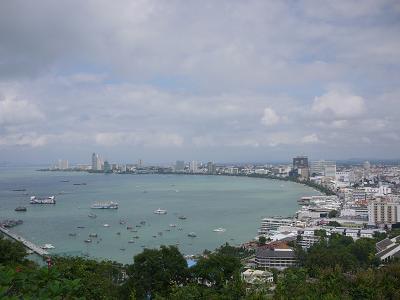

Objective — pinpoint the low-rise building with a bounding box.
[241,269,273,284]
[255,242,297,270]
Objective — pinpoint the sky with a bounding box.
[0,0,400,165]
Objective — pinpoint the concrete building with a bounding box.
[292,156,309,180]
[190,161,198,173]
[91,153,103,171]
[368,198,400,226]
[255,242,297,270]
[207,162,216,175]
[57,159,69,170]
[175,160,185,172]
[258,217,297,234]
[310,160,336,177]
[241,269,273,284]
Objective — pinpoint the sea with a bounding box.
[0,167,320,264]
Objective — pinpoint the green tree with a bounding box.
[328,210,339,218]
[258,236,267,246]
[327,221,342,227]
[0,234,27,265]
[127,246,188,298]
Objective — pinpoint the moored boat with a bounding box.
[154,208,167,215]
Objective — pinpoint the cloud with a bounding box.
[301,133,320,144]
[0,93,44,125]
[261,107,281,126]
[95,131,184,147]
[0,132,47,147]
[312,90,365,119]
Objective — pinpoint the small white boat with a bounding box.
[188,232,197,237]
[103,224,110,227]
[169,224,176,227]
[42,243,55,249]
[213,228,226,233]
[154,208,167,215]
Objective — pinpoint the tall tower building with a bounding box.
[175,160,185,172]
[292,156,309,180]
[190,161,198,173]
[91,153,97,171]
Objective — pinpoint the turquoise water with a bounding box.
[0,167,319,264]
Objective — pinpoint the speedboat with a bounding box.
[42,244,55,249]
[88,213,97,218]
[89,233,98,237]
[169,224,177,227]
[154,208,167,215]
[188,232,197,238]
[178,215,187,220]
[103,224,110,227]
[128,240,135,243]
[213,228,226,233]
[84,239,92,243]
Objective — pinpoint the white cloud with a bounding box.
[0,94,44,125]
[261,107,280,126]
[312,90,365,118]
[95,131,184,147]
[301,133,320,144]
[0,133,47,147]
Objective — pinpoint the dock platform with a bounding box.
[0,226,49,257]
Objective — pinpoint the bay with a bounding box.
[0,166,319,264]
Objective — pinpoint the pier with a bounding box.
[0,226,49,257]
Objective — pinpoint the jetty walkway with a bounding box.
[0,226,49,257]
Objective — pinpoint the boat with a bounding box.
[120,248,125,251]
[84,239,92,243]
[178,215,187,220]
[73,183,87,186]
[127,226,133,230]
[91,201,118,209]
[42,244,55,249]
[140,221,146,225]
[89,233,98,237]
[188,232,197,237]
[60,180,70,182]
[119,219,126,225]
[213,228,226,233]
[169,224,176,227]
[128,240,135,243]
[88,213,97,218]
[116,232,121,235]
[68,233,77,237]
[12,189,26,192]
[154,208,167,215]
[1,219,23,228]
[15,206,27,212]
[77,226,85,229]
[30,196,56,204]
[103,224,110,227]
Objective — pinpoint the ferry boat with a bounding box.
[15,206,27,212]
[42,243,55,249]
[154,208,167,215]
[213,228,226,233]
[30,196,56,204]
[91,201,118,209]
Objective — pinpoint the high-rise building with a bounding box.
[138,159,143,168]
[103,160,111,173]
[190,161,198,173]
[292,156,309,180]
[92,153,98,171]
[58,159,69,170]
[368,198,400,226]
[91,152,103,171]
[175,160,185,172]
[310,160,336,177]
[207,161,216,175]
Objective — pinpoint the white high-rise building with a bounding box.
[91,153,103,171]
[190,161,198,173]
[58,159,69,170]
[368,198,400,226]
[310,160,336,177]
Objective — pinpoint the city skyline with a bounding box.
[1,1,400,164]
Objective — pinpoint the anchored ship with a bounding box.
[90,201,118,209]
[30,196,56,204]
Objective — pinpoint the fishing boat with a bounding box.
[154,208,167,215]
